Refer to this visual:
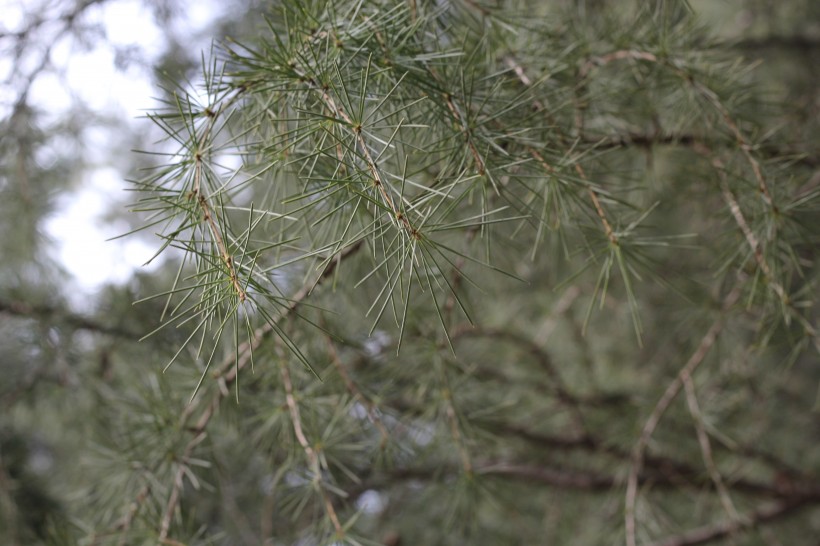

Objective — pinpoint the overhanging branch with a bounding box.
[0,299,139,338]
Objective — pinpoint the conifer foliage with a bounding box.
[2,1,819,545]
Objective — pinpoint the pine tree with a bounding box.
[2,1,819,545]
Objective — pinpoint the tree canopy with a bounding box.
[1,1,819,545]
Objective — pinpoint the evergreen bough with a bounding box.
[3,1,819,544]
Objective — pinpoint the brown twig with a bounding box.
[324,334,390,449]
[716,162,787,302]
[125,243,362,543]
[506,57,619,246]
[482,423,803,499]
[190,93,249,302]
[682,375,741,523]
[461,0,491,17]
[478,462,614,490]
[452,325,588,436]
[0,299,138,338]
[295,70,419,238]
[158,431,207,542]
[687,145,816,338]
[579,165,618,246]
[279,355,345,537]
[529,147,618,246]
[691,80,773,206]
[646,498,814,546]
[579,131,818,169]
[444,93,486,175]
[579,49,775,206]
[579,50,660,80]
[115,485,150,546]
[625,282,743,546]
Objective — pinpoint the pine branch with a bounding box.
[729,35,820,51]
[126,242,362,542]
[483,423,811,499]
[279,352,345,537]
[192,179,246,302]
[580,48,777,205]
[699,144,816,334]
[291,65,420,238]
[190,91,249,303]
[716,159,787,301]
[348,459,820,500]
[477,462,613,490]
[0,299,139,338]
[452,325,588,435]
[506,57,619,246]
[625,281,743,546]
[647,497,820,546]
[80,3,819,543]
[682,375,740,522]
[323,332,390,450]
[582,132,819,169]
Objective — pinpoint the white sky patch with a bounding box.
[45,168,159,292]
[34,0,224,294]
[28,71,74,116]
[100,0,165,57]
[59,45,156,119]
[355,490,387,515]
[176,0,228,44]
[0,2,25,32]
[39,1,165,297]
[64,47,118,112]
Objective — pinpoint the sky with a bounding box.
[2,0,224,296]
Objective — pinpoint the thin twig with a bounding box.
[506,56,619,246]
[533,285,581,341]
[693,147,816,338]
[438,365,473,474]
[190,92,249,302]
[452,325,588,436]
[478,463,613,489]
[115,485,149,546]
[483,423,803,499]
[691,80,773,206]
[279,356,345,537]
[0,299,138,338]
[120,243,361,543]
[625,282,742,546]
[580,131,818,168]
[193,186,246,302]
[461,0,491,16]
[324,334,390,449]
[158,431,207,542]
[716,162,787,302]
[579,49,775,205]
[682,375,741,523]
[297,71,419,238]
[529,147,618,246]
[646,498,813,546]
[579,50,660,79]
[444,93,486,175]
